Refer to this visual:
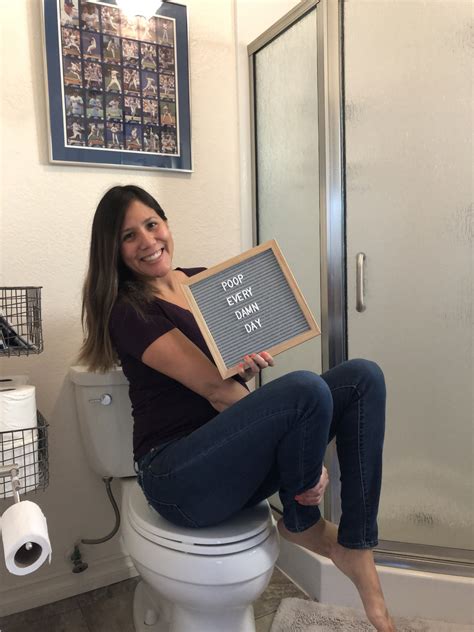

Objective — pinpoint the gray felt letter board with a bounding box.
[182,240,320,378]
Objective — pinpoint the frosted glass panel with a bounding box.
[345,1,473,551]
[255,8,321,384]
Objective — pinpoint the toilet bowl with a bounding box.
[122,479,280,632]
[69,366,280,632]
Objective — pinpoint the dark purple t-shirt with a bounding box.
[109,267,247,460]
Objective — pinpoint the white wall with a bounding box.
[0,0,301,615]
[0,0,242,615]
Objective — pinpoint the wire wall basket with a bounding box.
[0,411,49,500]
[0,287,43,357]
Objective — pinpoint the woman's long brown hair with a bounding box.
[78,185,167,372]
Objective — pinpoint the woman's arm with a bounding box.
[142,328,249,412]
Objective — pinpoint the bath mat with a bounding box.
[270,598,472,632]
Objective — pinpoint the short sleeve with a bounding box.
[109,300,175,360]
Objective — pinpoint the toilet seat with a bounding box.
[126,483,273,555]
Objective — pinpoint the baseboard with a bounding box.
[0,554,139,618]
[276,538,474,626]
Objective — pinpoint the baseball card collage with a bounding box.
[60,0,178,156]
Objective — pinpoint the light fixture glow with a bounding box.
[115,0,163,19]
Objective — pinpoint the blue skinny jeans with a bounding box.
[137,359,386,549]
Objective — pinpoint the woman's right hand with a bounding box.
[237,351,275,382]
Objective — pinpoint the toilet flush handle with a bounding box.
[88,393,112,405]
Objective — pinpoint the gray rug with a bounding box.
[270,598,472,632]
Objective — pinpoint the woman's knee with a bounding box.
[280,370,333,414]
[346,359,386,395]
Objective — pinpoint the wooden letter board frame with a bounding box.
[182,240,321,378]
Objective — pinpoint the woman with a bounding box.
[79,185,395,632]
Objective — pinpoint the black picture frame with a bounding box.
[42,0,191,171]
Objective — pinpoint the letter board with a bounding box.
[182,240,320,378]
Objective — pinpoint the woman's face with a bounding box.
[120,199,174,280]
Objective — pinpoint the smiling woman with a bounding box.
[78,185,396,631]
[120,200,174,279]
[78,185,170,372]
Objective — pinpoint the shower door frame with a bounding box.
[248,0,473,578]
[249,0,346,528]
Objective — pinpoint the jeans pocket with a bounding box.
[139,445,160,470]
[139,440,178,477]
[147,498,199,529]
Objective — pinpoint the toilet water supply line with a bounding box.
[0,464,34,553]
[81,476,121,545]
[71,477,120,573]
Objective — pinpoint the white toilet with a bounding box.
[69,366,280,632]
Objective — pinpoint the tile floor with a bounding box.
[0,567,307,632]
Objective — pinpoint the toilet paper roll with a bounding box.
[0,385,37,433]
[1,500,52,575]
[0,432,40,497]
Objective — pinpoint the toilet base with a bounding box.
[133,580,171,631]
[132,579,257,632]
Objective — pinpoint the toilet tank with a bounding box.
[69,366,135,478]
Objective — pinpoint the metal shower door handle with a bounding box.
[356,252,366,312]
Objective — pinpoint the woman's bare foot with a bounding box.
[277,518,396,632]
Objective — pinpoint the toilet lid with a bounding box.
[127,483,273,555]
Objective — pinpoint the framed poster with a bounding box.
[41,0,191,171]
[182,241,321,378]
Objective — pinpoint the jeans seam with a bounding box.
[338,539,378,548]
[286,400,326,533]
[295,411,307,531]
[358,393,369,543]
[329,383,369,545]
[146,498,200,528]
[147,406,309,479]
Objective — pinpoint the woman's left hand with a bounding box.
[237,351,274,382]
[294,466,329,506]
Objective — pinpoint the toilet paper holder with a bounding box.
[0,467,35,555]
[0,455,42,554]
[0,411,49,500]
[0,464,22,504]
[0,463,52,571]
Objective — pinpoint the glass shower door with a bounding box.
[250,0,472,576]
[253,8,322,382]
[251,6,321,513]
[344,1,473,561]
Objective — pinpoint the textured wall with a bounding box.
[0,0,241,613]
